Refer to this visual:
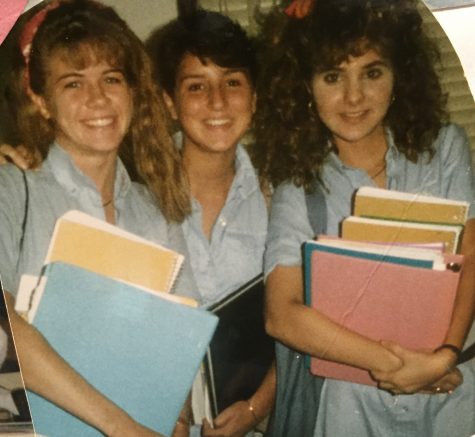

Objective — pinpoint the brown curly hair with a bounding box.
[253,0,447,190]
[10,0,190,222]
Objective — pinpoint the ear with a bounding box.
[162,91,178,120]
[28,90,52,120]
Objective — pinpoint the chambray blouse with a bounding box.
[265,123,475,275]
[264,124,475,437]
[182,144,267,306]
[0,144,196,300]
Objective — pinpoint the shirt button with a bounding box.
[220,217,227,227]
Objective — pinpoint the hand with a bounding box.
[202,401,256,437]
[371,341,455,394]
[0,144,37,170]
[419,367,463,394]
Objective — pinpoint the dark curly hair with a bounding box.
[253,0,447,190]
[145,8,257,98]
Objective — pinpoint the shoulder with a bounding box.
[432,123,470,161]
[0,165,29,210]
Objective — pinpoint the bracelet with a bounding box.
[246,399,259,424]
[434,344,462,370]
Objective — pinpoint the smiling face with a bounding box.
[311,48,394,150]
[33,53,134,161]
[164,53,256,158]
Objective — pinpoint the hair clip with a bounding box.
[284,0,315,19]
[19,1,61,90]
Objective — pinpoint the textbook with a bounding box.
[341,216,463,254]
[304,239,463,386]
[204,275,274,418]
[44,210,184,293]
[26,262,218,437]
[353,186,469,225]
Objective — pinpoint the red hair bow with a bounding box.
[284,0,315,19]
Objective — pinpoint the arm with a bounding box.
[5,292,165,437]
[373,219,475,394]
[202,361,276,437]
[265,265,402,375]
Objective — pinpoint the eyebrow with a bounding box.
[362,60,391,69]
[318,59,390,73]
[54,68,123,85]
[178,68,247,82]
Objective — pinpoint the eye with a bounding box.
[227,78,242,87]
[366,68,383,80]
[104,73,126,85]
[187,82,204,92]
[64,81,81,89]
[322,72,340,84]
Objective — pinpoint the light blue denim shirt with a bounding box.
[0,143,195,300]
[265,124,475,437]
[182,144,267,306]
[265,123,475,275]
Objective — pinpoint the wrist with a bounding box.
[246,398,259,425]
[433,344,461,372]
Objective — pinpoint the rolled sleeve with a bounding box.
[264,182,315,277]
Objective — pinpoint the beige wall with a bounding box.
[100,0,177,41]
[25,0,177,41]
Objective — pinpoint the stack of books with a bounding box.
[15,211,218,437]
[342,186,469,254]
[304,187,469,385]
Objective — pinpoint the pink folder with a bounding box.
[308,249,463,386]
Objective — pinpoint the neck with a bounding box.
[335,128,388,171]
[182,144,236,197]
[68,150,117,202]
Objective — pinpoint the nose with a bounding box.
[345,77,364,105]
[208,84,226,110]
[86,82,108,107]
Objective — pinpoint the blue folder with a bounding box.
[27,262,218,437]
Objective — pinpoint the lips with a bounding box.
[341,110,367,118]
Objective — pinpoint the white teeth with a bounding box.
[206,119,229,126]
[344,111,365,118]
[84,118,113,127]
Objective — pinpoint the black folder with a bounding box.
[205,274,275,418]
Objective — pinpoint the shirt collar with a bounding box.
[327,127,400,170]
[45,143,131,202]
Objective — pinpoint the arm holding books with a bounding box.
[265,265,403,377]
[202,361,276,437]
[373,219,475,393]
[4,291,165,437]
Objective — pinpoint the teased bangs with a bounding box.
[48,38,128,78]
[311,38,388,73]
